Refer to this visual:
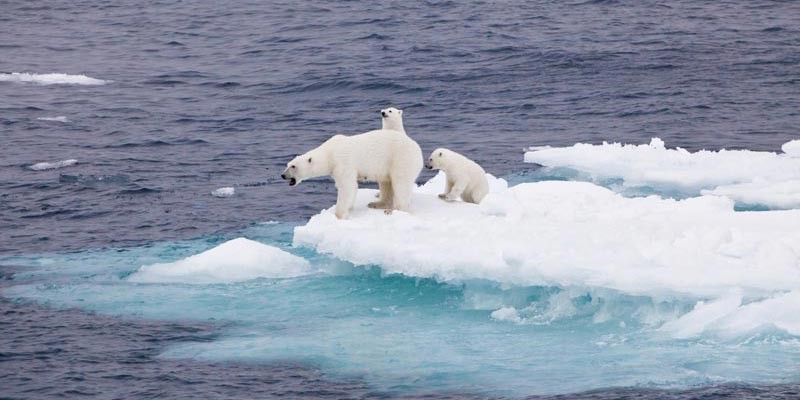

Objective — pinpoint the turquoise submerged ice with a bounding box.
[6,146,800,397]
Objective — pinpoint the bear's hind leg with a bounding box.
[368,180,393,209]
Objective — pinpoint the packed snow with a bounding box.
[211,187,235,197]
[294,172,800,336]
[128,238,311,284]
[524,138,800,209]
[28,159,78,170]
[0,72,109,85]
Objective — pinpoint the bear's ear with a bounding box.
[308,157,312,163]
[398,109,403,116]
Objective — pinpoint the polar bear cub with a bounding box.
[282,129,423,219]
[425,148,489,204]
[380,107,405,133]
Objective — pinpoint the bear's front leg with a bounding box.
[334,175,358,219]
[438,178,454,200]
[443,180,466,202]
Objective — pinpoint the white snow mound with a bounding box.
[129,238,311,284]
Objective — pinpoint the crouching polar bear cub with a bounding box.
[282,130,423,219]
[425,148,489,204]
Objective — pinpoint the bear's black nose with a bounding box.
[281,173,286,179]
[381,111,387,117]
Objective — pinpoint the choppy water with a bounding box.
[2,0,800,398]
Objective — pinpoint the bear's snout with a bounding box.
[381,111,387,117]
[281,173,287,179]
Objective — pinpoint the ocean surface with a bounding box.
[2,0,799,398]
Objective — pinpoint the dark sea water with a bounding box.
[2,0,799,398]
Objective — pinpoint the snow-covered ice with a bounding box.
[295,172,800,336]
[0,72,109,85]
[128,238,311,284]
[524,138,800,209]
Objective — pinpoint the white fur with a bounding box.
[283,130,423,219]
[381,107,405,133]
[426,148,489,204]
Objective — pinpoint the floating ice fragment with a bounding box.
[212,187,235,197]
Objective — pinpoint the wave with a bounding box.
[525,138,800,209]
[0,72,109,85]
[36,116,69,122]
[28,159,78,171]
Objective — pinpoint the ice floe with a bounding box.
[524,138,800,209]
[295,172,800,298]
[128,238,311,284]
[0,72,109,85]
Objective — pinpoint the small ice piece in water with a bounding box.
[212,187,235,197]
[36,116,69,122]
[128,237,311,284]
[0,72,109,85]
[28,159,78,171]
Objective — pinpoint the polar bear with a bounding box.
[282,129,423,219]
[380,107,405,133]
[425,148,489,204]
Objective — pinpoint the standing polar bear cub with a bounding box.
[380,107,405,133]
[282,129,423,219]
[425,148,489,204]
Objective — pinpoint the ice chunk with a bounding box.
[490,306,523,323]
[28,159,78,170]
[128,238,311,284]
[294,177,800,298]
[702,179,800,209]
[524,138,800,209]
[211,187,235,197]
[659,292,743,339]
[783,140,800,157]
[0,72,108,85]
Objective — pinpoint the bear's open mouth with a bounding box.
[289,178,297,186]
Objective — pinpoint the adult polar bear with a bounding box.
[281,128,423,219]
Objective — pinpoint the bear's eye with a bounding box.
[439,152,442,157]
[291,165,296,169]
[308,157,312,163]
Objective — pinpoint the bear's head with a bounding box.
[281,149,328,187]
[380,107,404,132]
[425,148,449,170]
